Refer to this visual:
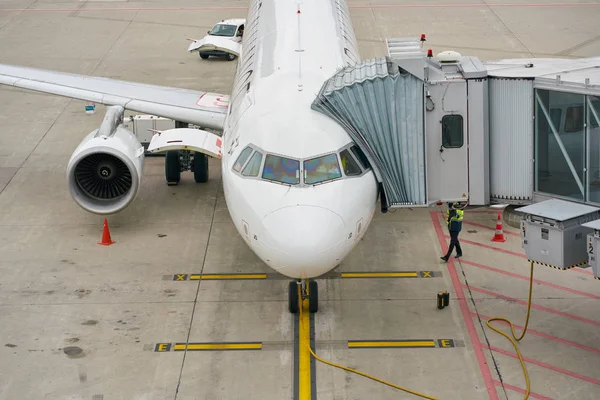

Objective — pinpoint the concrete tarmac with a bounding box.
[1,1,599,399]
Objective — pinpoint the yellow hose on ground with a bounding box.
[298,295,438,400]
[484,259,534,400]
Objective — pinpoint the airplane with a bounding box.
[0,0,379,314]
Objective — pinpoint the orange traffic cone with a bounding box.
[98,218,115,246]
[491,214,507,242]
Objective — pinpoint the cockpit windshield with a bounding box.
[262,154,300,185]
[209,24,237,37]
[303,154,342,185]
[232,144,370,186]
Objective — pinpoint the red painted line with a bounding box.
[0,6,249,13]
[430,212,498,400]
[474,312,600,356]
[463,221,520,237]
[460,260,600,300]
[486,345,600,385]
[573,268,594,276]
[444,235,526,258]
[361,2,600,8]
[493,380,553,400]
[465,285,600,327]
[2,3,599,13]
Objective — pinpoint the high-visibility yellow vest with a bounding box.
[446,209,464,231]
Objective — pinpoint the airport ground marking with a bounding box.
[152,338,462,354]
[347,339,460,349]
[154,342,263,352]
[170,273,267,281]
[169,271,440,281]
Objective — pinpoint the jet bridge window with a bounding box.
[242,151,263,177]
[340,149,362,176]
[233,146,253,172]
[262,154,300,185]
[591,100,600,128]
[565,106,584,133]
[442,114,464,148]
[304,154,342,184]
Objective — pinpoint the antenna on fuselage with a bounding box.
[295,1,304,92]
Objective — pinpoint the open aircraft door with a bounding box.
[187,36,241,57]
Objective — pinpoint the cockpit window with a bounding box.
[209,24,237,37]
[242,151,263,177]
[262,154,300,185]
[350,145,370,170]
[303,154,342,184]
[233,146,253,172]
[340,149,362,176]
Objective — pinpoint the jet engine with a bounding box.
[66,106,145,215]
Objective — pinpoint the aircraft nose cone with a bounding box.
[261,206,346,278]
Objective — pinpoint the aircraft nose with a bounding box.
[261,206,346,277]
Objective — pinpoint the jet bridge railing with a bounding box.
[311,57,426,212]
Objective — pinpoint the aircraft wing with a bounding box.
[0,64,229,131]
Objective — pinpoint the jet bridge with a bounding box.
[312,38,489,211]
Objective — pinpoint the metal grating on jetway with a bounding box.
[311,57,426,209]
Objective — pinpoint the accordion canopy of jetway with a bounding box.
[311,57,426,209]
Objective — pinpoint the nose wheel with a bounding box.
[288,280,318,314]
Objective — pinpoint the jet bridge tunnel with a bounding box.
[311,37,600,217]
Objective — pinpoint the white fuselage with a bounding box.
[221,0,378,279]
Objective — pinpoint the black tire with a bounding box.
[165,150,181,186]
[308,281,318,313]
[193,152,209,183]
[226,53,236,61]
[288,282,299,314]
[199,53,209,59]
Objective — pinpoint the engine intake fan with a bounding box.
[74,153,132,200]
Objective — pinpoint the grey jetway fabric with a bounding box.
[311,57,426,207]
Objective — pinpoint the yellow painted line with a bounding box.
[173,343,262,351]
[299,288,312,400]
[348,340,436,348]
[341,272,418,278]
[188,274,267,280]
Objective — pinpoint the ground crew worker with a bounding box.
[441,202,463,262]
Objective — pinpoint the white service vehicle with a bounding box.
[187,19,245,61]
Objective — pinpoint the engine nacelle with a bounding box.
[67,106,145,215]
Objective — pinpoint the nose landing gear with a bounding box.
[288,280,318,314]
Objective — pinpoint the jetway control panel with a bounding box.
[517,199,600,274]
